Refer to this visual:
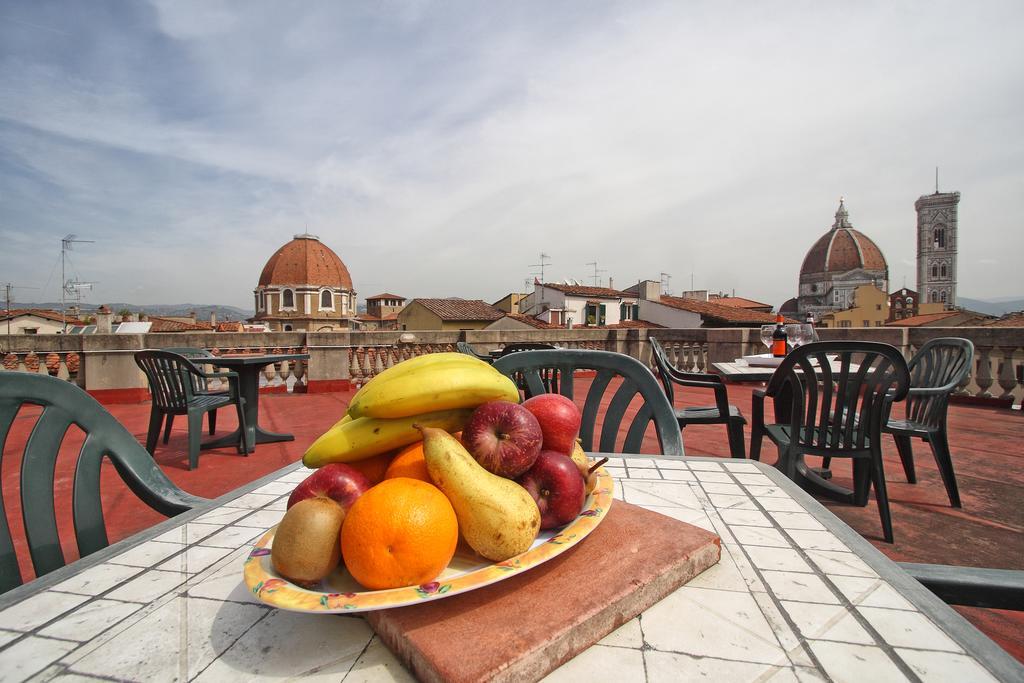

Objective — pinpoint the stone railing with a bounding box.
[1,327,1022,407]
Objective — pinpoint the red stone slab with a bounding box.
[365,501,721,683]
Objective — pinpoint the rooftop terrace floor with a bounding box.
[4,384,1022,662]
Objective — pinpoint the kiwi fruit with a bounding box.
[271,497,345,583]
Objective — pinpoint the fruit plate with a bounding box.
[243,467,614,613]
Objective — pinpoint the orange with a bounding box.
[341,478,458,590]
[346,450,395,485]
[384,442,431,483]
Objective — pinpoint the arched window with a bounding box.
[934,227,946,249]
[931,264,938,278]
[283,324,293,331]
[906,296,914,305]
[930,291,938,303]
[282,289,294,308]
[320,290,333,309]
[940,264,947,278]
[940,291,947,303]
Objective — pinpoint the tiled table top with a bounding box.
[1,457,1021,682]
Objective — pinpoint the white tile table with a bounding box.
[0,457,1020,682]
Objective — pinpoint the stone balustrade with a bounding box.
[1,327,1021,407]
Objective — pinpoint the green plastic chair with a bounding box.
[493,349,684,456]
[649,337,747,458]
[0,372,207,594]
[455,341,494,363]
[160,347,227,444]
[134,350,249,470]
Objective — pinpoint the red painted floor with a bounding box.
[3,384,1022,661]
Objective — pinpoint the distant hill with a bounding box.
[958,297,1024,317]
[19,302,254,321]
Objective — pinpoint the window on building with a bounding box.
[23,327,38,334]
[931,264,938,278]
[931,291,938,303]
[320,290,332,309]
[283,324,293,331]
[875,304,882,311]
[940,291,947,303]
[863,320,870,327]
[934,227,946,248]
[840,320,851,328]
[894,301,903,310]
[906,297,914,305]
[282,288,294,308]
[875,321,883,326]
[833,289,842,303]
[940,264,947,278]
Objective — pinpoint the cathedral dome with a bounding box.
[258,234,353,290]
[799,200,887,279]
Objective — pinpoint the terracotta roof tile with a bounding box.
[658,296,792,324]
[503,313,558,329]
[0,309,86,325]
[884,311,960,327]
[537,282,625,299]
[366,293,405,300]
[258,235,353,289]
[412,299,505,321]
[147,316,211,332]
[982,312,1024,327]
[711,296,772,309]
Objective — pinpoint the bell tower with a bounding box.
[915,190,960,309]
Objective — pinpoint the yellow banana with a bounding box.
[347,362,519,419]
[347,352,489,415]
[303,407,474,468]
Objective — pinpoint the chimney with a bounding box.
[639,280,661,302]
[608,276,614,290]
[210,311,217,329]
[189,310,197,325]
[96,305,113,334]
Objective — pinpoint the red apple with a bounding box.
[461,400,543,478]
[287,463,371,510]
[521,394,582,455]
[517,450,586,529]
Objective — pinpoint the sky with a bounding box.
[1,1,1022,312]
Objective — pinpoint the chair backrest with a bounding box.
[455,341,493,363]
[648,337,678,404]
[163,347,216,392]
[764,341,910,454]
[0,373,205,594]
[493,349,684,456]
[499,342,556,357]
[906,338,974,429]
[134,350,205,410]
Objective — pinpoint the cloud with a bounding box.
[1,0,1022,310]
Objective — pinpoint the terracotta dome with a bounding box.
[258,234,353,289]
[800,200,887,277]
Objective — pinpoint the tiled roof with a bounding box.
[657,296,791,325]
[0,308,86,325]
[885,311,960,327]
[982,311,1024,327]
[503,314,557,329]
[258,234,353,289]
[147,316,212,332]
[412,299,505,321]
[216,321,244,332]
[537,282,625,299]
[366,293,404,300]
[800,201,887,276]
[712,296,772,310]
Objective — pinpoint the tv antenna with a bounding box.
[4,282,39,349]
[660,272,672,296]
[61,234,95,332]
[585,260,606,287]
[529,253,551,283]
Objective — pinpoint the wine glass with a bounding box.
[800,323,818,344]
[759,325,774,354]
[785,324,807,349]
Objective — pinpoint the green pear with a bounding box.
[416,425,540,562]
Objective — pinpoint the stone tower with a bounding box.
[915,191,960,308]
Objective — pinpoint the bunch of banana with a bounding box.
[303,353,520,469]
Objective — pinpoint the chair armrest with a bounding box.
[752,389,766,428]
[907,386,953,397]
[671,371,725,385]
[898,562,1024,611]
[201,371,238,381]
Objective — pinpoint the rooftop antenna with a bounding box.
[660,272,672,296]
[4,282,39,350]
[585,260,606,287]
[530,252,551,283]
[61,234,94,332]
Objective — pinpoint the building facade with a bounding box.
[252,234,356,332]
[915,191,960,308]
[794,200,889,319]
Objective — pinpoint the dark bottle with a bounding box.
[771,314,788,357]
